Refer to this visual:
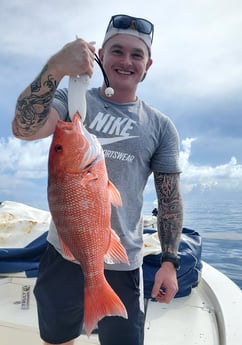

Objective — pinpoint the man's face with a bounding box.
[99,34,152,92]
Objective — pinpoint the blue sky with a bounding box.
[0,0,242,211]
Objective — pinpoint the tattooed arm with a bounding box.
[12,39,95,140]
[154,172,183,255]
[12,63,60,140]
[151,172,183,303]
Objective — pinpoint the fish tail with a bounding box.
[104,229,129,265]
[84,280,128,336]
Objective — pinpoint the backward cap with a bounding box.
[102,23,152,52]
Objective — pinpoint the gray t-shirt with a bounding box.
[47,87,181,270]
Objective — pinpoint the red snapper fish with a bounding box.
[48,113,129,336]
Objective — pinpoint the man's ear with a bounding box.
[146,58,153,71]
[141,58,153,82]
[98,48,104,63]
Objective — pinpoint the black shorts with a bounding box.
[34,244,145,345]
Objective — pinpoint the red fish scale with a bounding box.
[49,159,112,287]
[48,115,128,335]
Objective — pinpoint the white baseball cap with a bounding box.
[102,15,154,53]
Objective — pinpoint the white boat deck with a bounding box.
[1,202,242,344]
[1,262,241,345]
[145,281,219,344]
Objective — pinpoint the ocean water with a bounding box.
[143,198,242,289]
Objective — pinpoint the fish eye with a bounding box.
[55,144,63,152]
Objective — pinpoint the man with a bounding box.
[12,14,183,345]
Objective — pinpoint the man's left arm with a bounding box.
[151,172,183,303]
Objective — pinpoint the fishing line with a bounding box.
[75,36,114,97]
[94,53,114,97]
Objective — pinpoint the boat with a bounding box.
[1,201,242,344]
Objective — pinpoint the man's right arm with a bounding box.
[12,62,61,140]
[12,39,95,141]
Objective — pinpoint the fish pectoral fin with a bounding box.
[108,181,122,207]
[104,229,129,265]
[59,236,76,261]
[80,171,98,187]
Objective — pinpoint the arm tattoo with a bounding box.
[154,172,183,255]
[13,64,58,137]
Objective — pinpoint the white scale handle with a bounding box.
[68,74,89,122]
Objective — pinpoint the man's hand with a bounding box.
[49,38,95,79]
[151,262,178,303]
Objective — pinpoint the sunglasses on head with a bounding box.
[106,14,154,43]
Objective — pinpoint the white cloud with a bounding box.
[0,136,51,178]
[144,136,242,203]
[0,136,51,209]
[1,0,241,99]
[1,135,241,209]
[180,138,242,193]
[1,0,242,208]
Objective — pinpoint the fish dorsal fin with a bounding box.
[104,229,129,265]
[108,181,122,207]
